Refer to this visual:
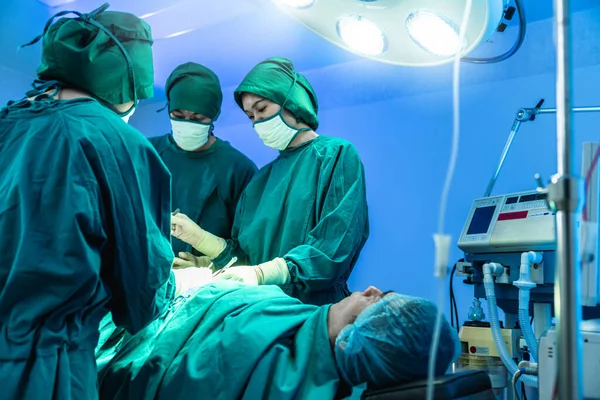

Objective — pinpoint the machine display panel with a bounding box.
[466,206,497,235]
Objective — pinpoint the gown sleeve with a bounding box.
[212,190,252,267]
[283,143,369,293]
[83,122,175,334]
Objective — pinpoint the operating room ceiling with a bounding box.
[2,0,600,107]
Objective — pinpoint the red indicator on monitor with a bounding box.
[497,211,528,221]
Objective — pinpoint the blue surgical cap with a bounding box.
[334,294,461,389]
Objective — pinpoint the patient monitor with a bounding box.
[458,191,554,255]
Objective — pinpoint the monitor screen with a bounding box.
[466,205,497,235]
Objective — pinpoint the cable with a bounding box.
[522,382,528,400]
[582,146,600,221]
[462,0,526,64]
[512,370,522,400]
[450,264,456,330]
[449,262,461,332]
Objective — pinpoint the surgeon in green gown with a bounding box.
[149,63,257,267]
[171,57,369,306]
[0,5,175,399]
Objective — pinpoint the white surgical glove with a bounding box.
[215,265,259,285]
[172,252,213,269]
[171,213,226,259]
[256,258,291,285]
[173,267,213,296]
[215,258,290,286]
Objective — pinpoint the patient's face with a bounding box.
[327,286,389,345]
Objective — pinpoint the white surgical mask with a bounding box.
[253,112,303,151]
[120,106,136,124]
[171,119,212,151]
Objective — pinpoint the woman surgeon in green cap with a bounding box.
[0,4,181,398]
[149,63,257,268]
[171,57,370,306]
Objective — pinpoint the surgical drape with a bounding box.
[96,282,340,399]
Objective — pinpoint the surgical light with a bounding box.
[405,11,461,57]
[274,0,315,9]
[336,15,387,56]
[262,0,505,66]
[36,0,76,6]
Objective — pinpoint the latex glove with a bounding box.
[215,258,290,286]
[255,258,291,285]
[171,213,226,259]
[172,252,213,269]
[214,266,259,285]
[173,267,213,296]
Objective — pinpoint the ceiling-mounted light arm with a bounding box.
[462,0,526,64]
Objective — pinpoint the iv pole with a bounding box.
[552,1,583,398]
[484,1,584,398]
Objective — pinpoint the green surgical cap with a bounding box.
[37,10,154,104]
[166,62,222,121]
[234,57,319,130]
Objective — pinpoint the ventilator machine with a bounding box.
[452,130,600,399]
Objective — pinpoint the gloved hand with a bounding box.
[171,213,226,259]
[255,258,291,285]
[173,267,213,296]
[214,266,259,285]
[172,252,213,269]
[215,258,290,286]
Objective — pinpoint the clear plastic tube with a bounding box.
[426,2,473,399]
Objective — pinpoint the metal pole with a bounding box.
[537,106,600,114]
[552,0,583,399]
[556,4,572,176]
[485,105,600,198]
[484,120,521,197]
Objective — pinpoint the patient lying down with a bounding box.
[95,271,460,399]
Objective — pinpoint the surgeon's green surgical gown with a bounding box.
[95,282,339,400]
[149,134,257,256]
[213,136,369,306]
[0,98,174,399]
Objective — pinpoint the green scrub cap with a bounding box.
[234,57,319,130]
[22,3,154,105]
[166,62,222,121]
